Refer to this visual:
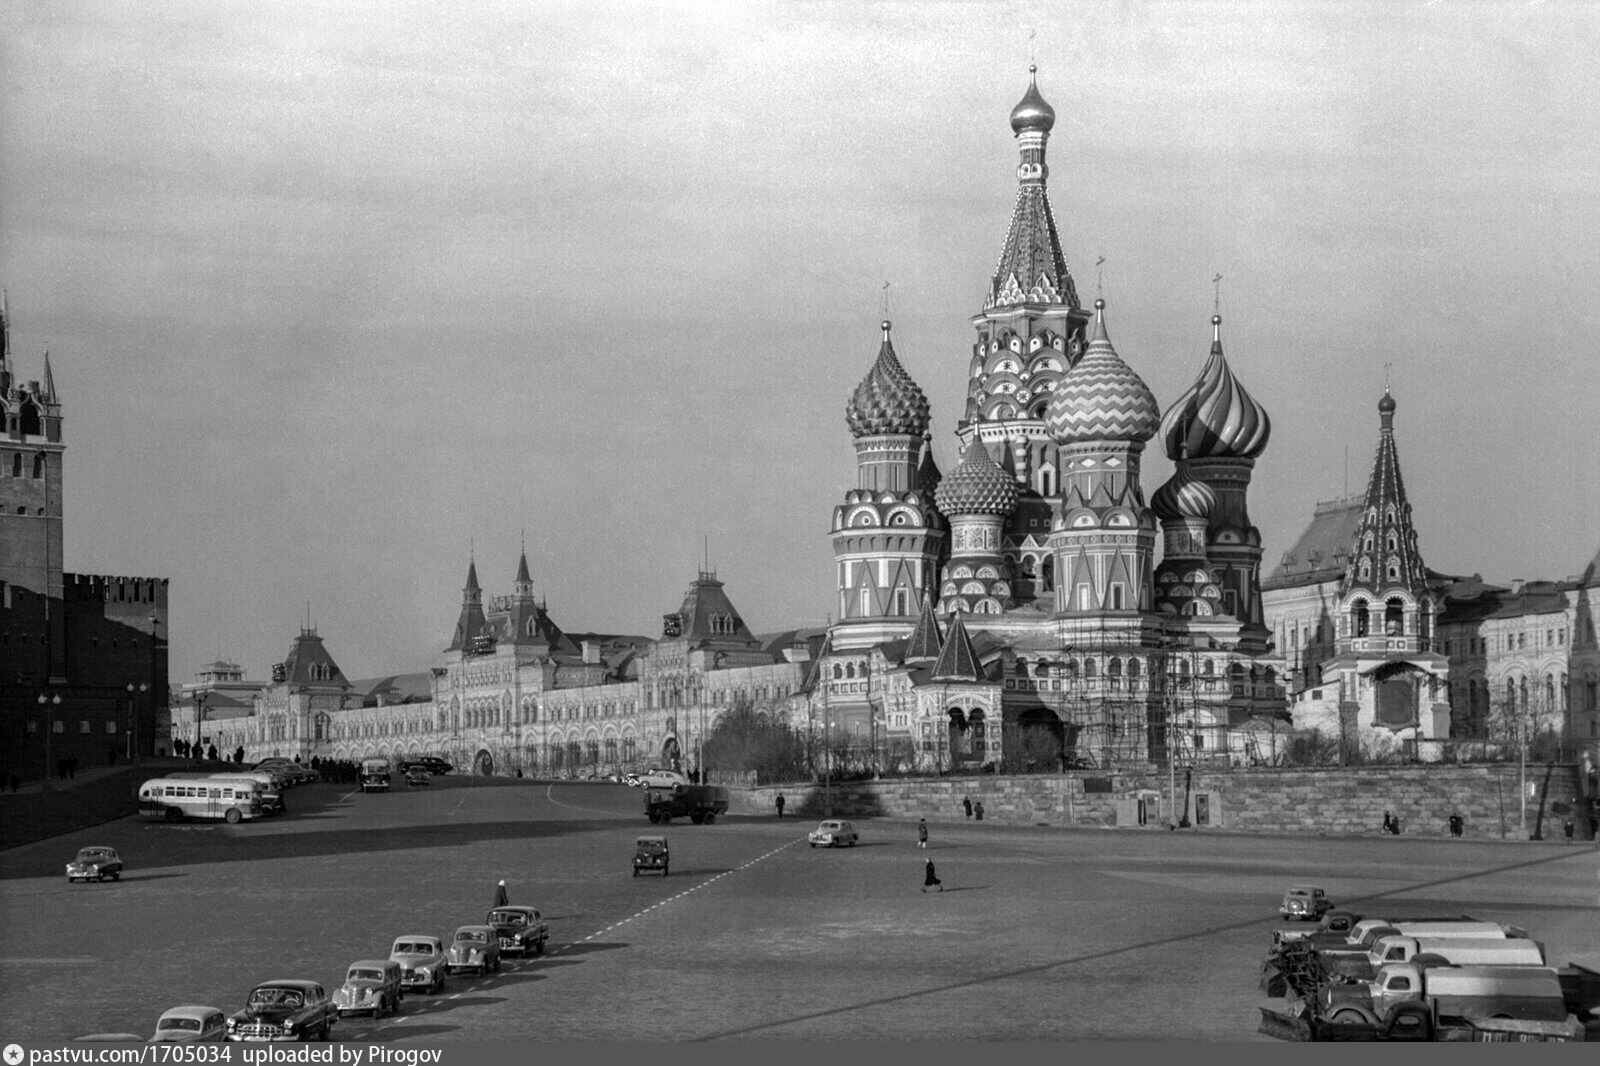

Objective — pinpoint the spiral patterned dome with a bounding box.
[1151,463,1217,522]
[1044,301,1160,445]
[1160,315,1271,460]
[1009,66,1055,134]
[846,321,931,438]
[935,436,1019,516]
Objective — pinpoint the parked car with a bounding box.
[252,760,318,786]
[225,979,337,1041]
[404,767,431,787]
[333,959,403,1018]
[622,772,643,788]
[66,846,122,883]
[808,819,859,848]
[638,767,689,789]
[445,925,501,975]
[390,934,447,995]
[397,756,452,776]
[633,835,669,876]
[149,1005,228,1043]
[1280,884,1334,921]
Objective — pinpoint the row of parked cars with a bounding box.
[90,904,551,1041]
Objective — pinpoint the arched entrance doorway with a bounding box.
[474,749,495,777]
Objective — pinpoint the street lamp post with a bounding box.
[126,682,148,763]
[38,692,62,786]
[193,691,212,760]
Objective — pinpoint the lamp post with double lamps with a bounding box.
[38,688,61,781]
[126,682,148,763]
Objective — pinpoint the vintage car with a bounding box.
[623,772,643,788]
[638,767,689,789]
[445,925,501,975]
[252,759,318,787]
[404,767,431,787]
[226,979,337,1041]
[333,959,403,1018]
[487,905,549,957]
[1280,884,1334,921]
[150,1005,228,1043]
[66,846,123,883]
[397,755,453,776]
[390,934,447,995]
[808,819,859,848]
[633,835,669,876]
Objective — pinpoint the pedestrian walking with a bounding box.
[775,793,786,819]
[1390,814,1401,835]
[1382,811,1394,834]
[493,879,509,907]
[962,796,972,819]
[1563,817,1574,844]
[922,857,942,892]
[973,800,984,822]
[917,818,928,849]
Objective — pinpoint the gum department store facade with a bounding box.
[11,72,1599,782]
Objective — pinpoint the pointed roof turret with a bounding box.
[447,556,488,653]
[902,595,945,663]
[1044,300,1160,444]
[1341,390,1428,599]
[987,67,1079,311]
[846,320,932,438]
[915,432,942,495]
[41,351,57,403]
[1160,314,1271,461]
[930,612,983,682]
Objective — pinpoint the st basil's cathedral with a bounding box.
[816,68,1286,772]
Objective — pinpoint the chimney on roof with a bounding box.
[582,639,601,665]
[1511,578,1524,595]
[782,642,812,663]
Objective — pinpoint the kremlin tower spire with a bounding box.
[831,320,946,648]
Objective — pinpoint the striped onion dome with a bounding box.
[1151,463,1217,522]
[935,436,1018,516]
[1044,300,1160,444]
[846,320,931,438]
[1160,315,1271,461]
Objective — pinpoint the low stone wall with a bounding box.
[742,762,1596,840]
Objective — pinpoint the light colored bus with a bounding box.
[359,758,392,793]
[138,777,262,823]
[165,772,284,815]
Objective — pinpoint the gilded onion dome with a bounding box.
[1151,462,1217,522]
[1009,65,1055,133]
[1160,315,1271,461]
[846,320,931,438]
[1044,300,1160,444]
[935,436,1018,516]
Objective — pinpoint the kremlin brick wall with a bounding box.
[741,764,1594,840]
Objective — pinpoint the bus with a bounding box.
[359,758,392,793]
[138,777,262,823]
[166,771,285,816]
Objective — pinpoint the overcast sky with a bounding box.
[4,1,1597,688]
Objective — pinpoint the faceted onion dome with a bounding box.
[1044,300,1160,444]
[1151,463,1217,522]
[1160,315,1271,460]
[935,436,1019,516]
[1378,390,1397,415]
[845,320,931,438]
[1009,65,1055,133]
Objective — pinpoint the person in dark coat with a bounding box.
[493,880,509,907]
[775,793,785,818]
[1564,817,1574,844]
[922,858,942,892]
[973,800,984,821]
[962,796,973,819]
[917,818,929,849]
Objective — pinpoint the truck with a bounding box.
[1263,916,1509,997]
[644,783,729,824]
[1321,933,1545,982]
[1315,962,1579,1035]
